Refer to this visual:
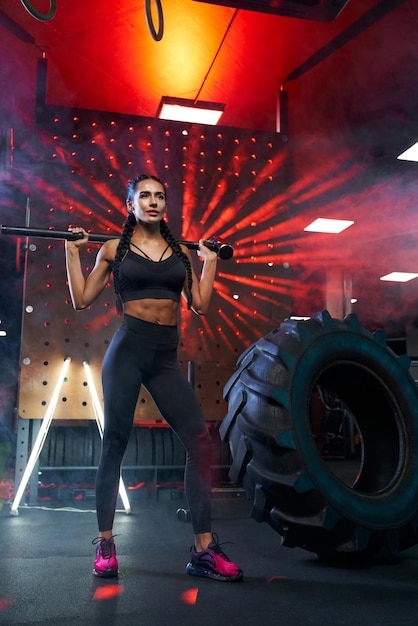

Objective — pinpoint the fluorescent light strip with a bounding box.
[11,357,72,516]
[304,218,354,233]
[397,142,418,162]
[380,272,418,282]
[157,97,225,126]
[83,361,131,514]
[159,103,223,125]
[83,361,105,437]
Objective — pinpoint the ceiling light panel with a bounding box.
[380,272,418,282]
[397,142,418,162]
[304,218,354,233]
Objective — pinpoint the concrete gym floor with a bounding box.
[0,494,417,626]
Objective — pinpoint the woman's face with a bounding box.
[127,178,167,224]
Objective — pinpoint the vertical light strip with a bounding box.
[83,361,131,514]
[11,357,72,516]
[83,361,105,437]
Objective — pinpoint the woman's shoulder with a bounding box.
[179,243,192,258]
[99,237,120,263]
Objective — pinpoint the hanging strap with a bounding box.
[130,241,170,262]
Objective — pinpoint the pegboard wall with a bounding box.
[18,236,118,421]
[15,105,292,423]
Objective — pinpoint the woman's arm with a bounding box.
[182,240,218,315]
[65,228,117,310]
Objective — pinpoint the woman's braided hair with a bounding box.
[113,174,193,314]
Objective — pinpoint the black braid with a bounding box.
[113,211,136,315]
[113,174,193,313]
[160,219,193,309]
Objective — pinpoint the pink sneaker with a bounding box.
[92,537,119,578]
[186,534,243,582]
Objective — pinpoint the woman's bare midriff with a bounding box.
[123,298,179,326]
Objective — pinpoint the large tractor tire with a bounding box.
[220,310,418,558]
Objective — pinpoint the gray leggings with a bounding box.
[96,314,213,534]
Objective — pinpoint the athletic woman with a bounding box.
[65,174,243,582]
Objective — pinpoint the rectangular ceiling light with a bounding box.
[397,142,418,162]
[157,97,225,125]
[304,218,354,233]
[380,272,418,282]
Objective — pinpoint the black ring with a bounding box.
[145,0,164,42]
[20,0,56,21]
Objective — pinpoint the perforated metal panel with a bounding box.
[18,237,163,421]
[16,107,292,423]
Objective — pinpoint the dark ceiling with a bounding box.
[1,0,418,340]
[1,0,411,133]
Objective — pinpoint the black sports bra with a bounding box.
[118,250,186,303]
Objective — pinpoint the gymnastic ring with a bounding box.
[20,0,56,21]
[145,0,164,42]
